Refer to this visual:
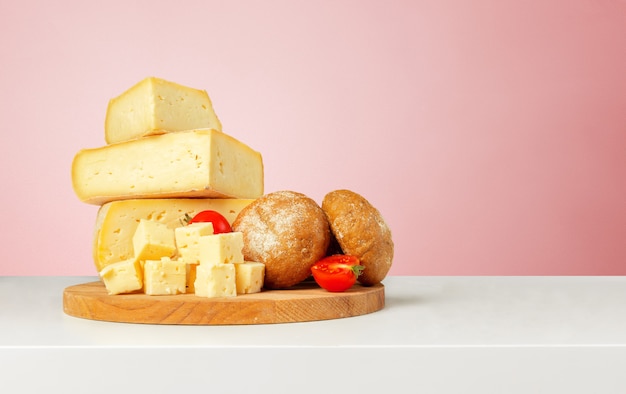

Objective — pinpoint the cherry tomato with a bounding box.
[186,210,232,234]
[310,255,365,292]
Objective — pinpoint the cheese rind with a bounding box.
[99,258,143,295]
[104,77,222,144]
[234,261,265,294]
[72,129,264,205]
[198,232,244,266]
[92,198,254,272]
[143,257,186,295]
[186,263,198,293]
[194,263,237,298]
[132,219,177,261]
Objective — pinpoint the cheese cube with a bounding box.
[198,232,244,266]
[99,258,143,295]
[175,222,214,264]
[132,219,176,261]
[234,261,265,294]
[143,257,186,295]
[176,222,216,294]
[72,129,264,205]
[104,76,222,144]
[92,198,254,272]
[194,263,236,298]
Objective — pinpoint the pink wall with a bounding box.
[0,0,624,276]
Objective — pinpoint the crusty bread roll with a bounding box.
[232,190,331,289]
[322,189,394,286]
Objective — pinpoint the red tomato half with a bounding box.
[187,210,232,234]
[310,255,365,292]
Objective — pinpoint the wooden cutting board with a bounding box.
[63,280,385,325]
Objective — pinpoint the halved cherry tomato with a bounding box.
[185,210,232,234]
[310,255,365,292]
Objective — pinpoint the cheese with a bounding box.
[104,77,222,144]
[198,232,244,266]
[175,222,214,265]
[99,258,143,295]
[92,198,254,272]
[194,263,237,298]
[175,222,214,294]
[186,262,198,293]
[234,261,265,294]
[132,219,177,262]
[72,129,264,205]
[143,257,186,295]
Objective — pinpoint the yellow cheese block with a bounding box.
[234,261,265,294]
[194,263,237,298]
[104,76,222,144]
[72,129,264,205]
[133,219,177,262]
[93,198,254,273]
[143,257,186,295]
[175,222,214,265]
[99,258,143,295]
[175,222,214,294]
[198,231,244,266]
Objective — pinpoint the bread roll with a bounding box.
[322,189,393,285]
[232,190,331,289]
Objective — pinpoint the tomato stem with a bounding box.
[180,213,193,226]
[352,265,365,277]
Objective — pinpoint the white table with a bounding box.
[1,276,625,393]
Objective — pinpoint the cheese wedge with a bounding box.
[93,198,254,272]
[104,76,222,144]
[72,129,264,205]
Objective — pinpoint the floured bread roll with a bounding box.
[322,189,394,286]
[232,190,331,289]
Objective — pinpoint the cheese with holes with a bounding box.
[194,263,236,298]
[144,257,186,295]
[198,232,244,266]
[93,198,254,272]
[175,222,214,265]
[176,222,214,294]
[99,258,143,295]
[71,129,264,205]
[133,219,177,262]
[234,261,265,294]
[104,77,222,144]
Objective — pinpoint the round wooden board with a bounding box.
[63,280,385,325]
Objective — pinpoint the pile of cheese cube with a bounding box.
[99,219,264,297]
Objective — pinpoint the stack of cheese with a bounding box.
[71,77,265,297]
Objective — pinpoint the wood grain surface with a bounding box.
[63,280,385,325]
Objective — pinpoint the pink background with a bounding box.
[1,0,624,276]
